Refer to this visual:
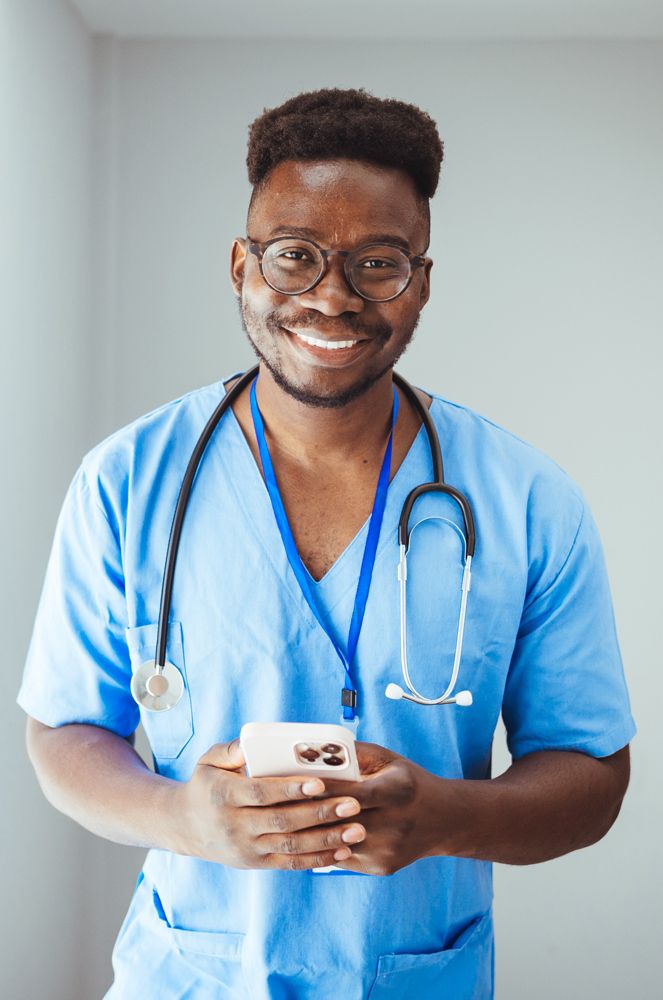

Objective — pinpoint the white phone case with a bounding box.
[240,722,360,781]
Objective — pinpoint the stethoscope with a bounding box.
[130,365,476,713]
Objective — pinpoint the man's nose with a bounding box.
[295,255,365,316]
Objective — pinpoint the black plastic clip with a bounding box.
[341,688,357,709]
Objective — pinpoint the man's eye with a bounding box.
[360,258,395,269]
[276,248,313,261]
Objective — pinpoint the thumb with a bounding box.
[354,740,398,776]
[198,737,246,772]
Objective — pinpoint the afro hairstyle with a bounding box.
[245,88,443,244]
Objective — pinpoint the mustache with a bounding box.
[266,311,393,343]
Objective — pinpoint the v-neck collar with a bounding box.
[217,384,435,614]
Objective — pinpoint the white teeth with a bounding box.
[293,331,358,350]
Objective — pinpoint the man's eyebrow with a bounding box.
[265,225,412,251]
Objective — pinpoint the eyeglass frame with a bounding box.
[245,234,428,303]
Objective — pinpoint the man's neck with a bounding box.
[253,364,396,467]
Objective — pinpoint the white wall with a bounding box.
[2,1,93,997]
[5,22,661,998]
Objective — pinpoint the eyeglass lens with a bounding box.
[261,238,411,300]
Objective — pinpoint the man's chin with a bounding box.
[238,303,411,409]
[253,349,394,410]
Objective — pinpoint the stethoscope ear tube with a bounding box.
[391,373,476,708]
[154,365,260,670]
[397,542,473,706]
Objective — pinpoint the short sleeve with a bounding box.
[502,497,636,760]
[17,465,140,736]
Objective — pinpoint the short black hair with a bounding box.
[246,87,443,246]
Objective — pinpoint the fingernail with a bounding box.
[335,800,359,817]
[302,780,324,795]
[334,847,352,861]
[342,826,365,844]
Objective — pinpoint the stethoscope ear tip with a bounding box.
[384,684,473,706]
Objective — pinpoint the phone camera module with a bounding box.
[295,743,321,764]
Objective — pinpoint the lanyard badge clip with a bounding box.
[340,687,359,734]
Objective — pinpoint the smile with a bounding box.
[286,328,362,351]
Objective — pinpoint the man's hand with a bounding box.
[317,740,631,872]
[171,739,367,870]
[314,741,448,876]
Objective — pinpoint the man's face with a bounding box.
[230,158,433,408]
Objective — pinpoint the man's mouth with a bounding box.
[283,327,364,351]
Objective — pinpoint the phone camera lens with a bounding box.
[299,748,320,762]
[323,755,343,766]
[321,743,342,754]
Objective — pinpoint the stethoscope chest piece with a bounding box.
[130,660,184,712]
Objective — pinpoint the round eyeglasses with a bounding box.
[246,234,427,303]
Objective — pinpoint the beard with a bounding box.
[236,292,419,409]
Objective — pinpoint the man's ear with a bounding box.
[230,238,247,296]
[419,257,433,310]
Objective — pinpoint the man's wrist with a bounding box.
[148,773,191,855]
[422,776,494,861]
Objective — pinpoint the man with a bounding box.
[19,88,635,998]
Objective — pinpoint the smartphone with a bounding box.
[240,722,360,781]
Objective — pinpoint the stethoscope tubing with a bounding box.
[154,365,260,671]
[392,373,475,557]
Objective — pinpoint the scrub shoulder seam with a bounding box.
[427,392,584,495]
[79,377,234,472]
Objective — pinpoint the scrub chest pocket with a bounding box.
[125,622,194,759]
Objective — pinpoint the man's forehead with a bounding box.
[249,158,426,246]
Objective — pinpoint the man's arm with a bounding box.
[439,744,630,865]
[24,718,369,868]
[26,718,182,849]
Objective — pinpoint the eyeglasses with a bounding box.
[246,234,427,303]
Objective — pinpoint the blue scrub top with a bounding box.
[18,374,636,1000]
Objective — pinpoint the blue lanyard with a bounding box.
[249,377,398,724]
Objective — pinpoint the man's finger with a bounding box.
[198,738,246,771]
[256,820,365,857]
[354,740,398,775]
[246,796,362,837]
[264,848,354,871]
[225,773,327,808]
[314,765,399,808]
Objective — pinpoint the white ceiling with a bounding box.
[68,0,663,40]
